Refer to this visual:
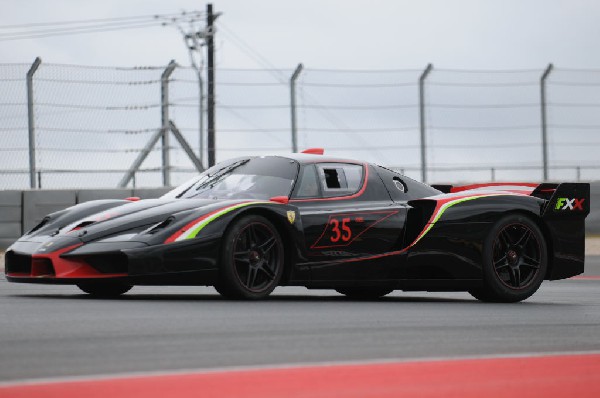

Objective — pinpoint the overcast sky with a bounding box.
[2,0,600,69]
[1,0,600,187]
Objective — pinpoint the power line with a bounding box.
[0,11,204,41]
[0,22,163,41]
[0,13,189,29]
[34,78,161,85]
[215,21,392,161]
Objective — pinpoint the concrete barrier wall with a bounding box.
[0,185,599,249]
[587,183,600,235]
[0,191,22,249]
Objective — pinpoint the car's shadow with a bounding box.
[10,292,569,305]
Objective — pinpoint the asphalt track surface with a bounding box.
[1,257,600,390]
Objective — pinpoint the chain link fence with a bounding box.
[2,60,600,189]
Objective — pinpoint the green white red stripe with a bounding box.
[165,201,271,243]
[408,193,506,248]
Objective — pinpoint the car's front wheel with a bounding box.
[77,282,132,298]
[216,215,284,299]
[469,214,547,303]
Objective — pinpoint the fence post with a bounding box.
[540,63,553,181]
[491,167,496,182]
[27,57,42,189]
[290,63,304,153]
[419,64,433,183]
[161,60,177,187]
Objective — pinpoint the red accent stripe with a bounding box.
[164,202,254,243]
[450,182,538,193]
[307,193,507,265]
[164,210,223,244]
[2,354,599,398]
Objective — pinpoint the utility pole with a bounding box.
[540,63,553,181]
[419,64,433,183]
[290,63,303,153]
[206,3,216,167]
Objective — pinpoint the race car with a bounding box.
[4,149,590,302]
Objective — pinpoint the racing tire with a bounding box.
[336,287,394,300]
[469,214,547,303]
[216,215,285,300]
[77,282,132,298]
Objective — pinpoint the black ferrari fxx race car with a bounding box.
[5,149,590,302]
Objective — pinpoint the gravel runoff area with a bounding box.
[2,237,600,272]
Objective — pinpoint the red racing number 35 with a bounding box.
[330,217,352,242]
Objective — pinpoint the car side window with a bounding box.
[316,163,363,197]
[295,164,320,198]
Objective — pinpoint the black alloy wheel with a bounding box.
[216,215,284,299]
[469,214,547,303]
[493,223,542,289]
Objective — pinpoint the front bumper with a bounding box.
[5,234,221,286]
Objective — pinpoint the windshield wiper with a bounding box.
[177,159,250,199]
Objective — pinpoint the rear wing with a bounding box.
[432,182,590,217]
[534,182,590,218]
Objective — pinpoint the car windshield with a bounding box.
[162,156,299,200]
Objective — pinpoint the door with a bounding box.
[291,163,407,282]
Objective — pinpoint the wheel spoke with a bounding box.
[495,262,510,271]
[521,254,540,269]
[259,262,276,280]
[246,225,259,247]
[246,267,258,288]
[508,267,521,288]
[494,254,508,267]
[499,229,513,249]
[515,229,532,248]
[233,251,251,264]
[258,236,276,256]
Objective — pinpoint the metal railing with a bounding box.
[2,59,600,189]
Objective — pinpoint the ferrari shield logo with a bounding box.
[287,211,296,224]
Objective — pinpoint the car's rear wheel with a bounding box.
[216,215,284,299]
[469,214,547,303]
[77,282,132,298]
[336,286,394,300]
